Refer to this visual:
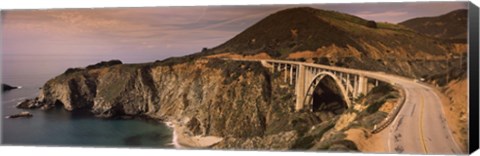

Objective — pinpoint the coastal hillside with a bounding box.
[400,9,468,42]
[20,59,399,151]
[202,7,467,86]
[13,6,468,151]
[207,7,459,59]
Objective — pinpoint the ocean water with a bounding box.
[1,54,174,148]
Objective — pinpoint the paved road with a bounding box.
[379,76,463,154]
[326,67,463,154]
[253,59,463,154]
[338,68,463,154]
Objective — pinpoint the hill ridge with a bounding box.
[204,7,456,60]
[399,9,467,41]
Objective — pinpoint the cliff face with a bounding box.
[28,58,398,151]
[36,60,260,137]
[33,59,335,141]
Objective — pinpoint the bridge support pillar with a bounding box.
[295,64,306,112]
[346,74,350,94]
[271,63,275,72]
[357,76,368,97]
[289,66,293,85]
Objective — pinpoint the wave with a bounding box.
[3,97,28,105]
[3,91,38,104]
[164,121,183,149]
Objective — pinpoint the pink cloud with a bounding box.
[355,11,409,19]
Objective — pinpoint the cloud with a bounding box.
[2,2,468,61]
[355,11,408,18]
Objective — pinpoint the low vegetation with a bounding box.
[86,60,122,70]
[400,9,467,40]
[205,59,269,84]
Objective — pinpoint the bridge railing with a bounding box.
[264,59,399,83]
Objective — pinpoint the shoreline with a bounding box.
[164,121,223,149]
[164,121,182,148]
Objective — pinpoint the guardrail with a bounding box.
[371,84,406,134]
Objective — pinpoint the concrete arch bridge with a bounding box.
[261,59,386,112]
[226,58,463,154]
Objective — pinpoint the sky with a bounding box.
[1,1,469,63]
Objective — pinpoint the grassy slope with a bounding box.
[399,9,468,41]
[206,7,454,59]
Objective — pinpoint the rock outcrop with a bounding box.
[2,84,18,92]
[16,98,43,109]
[5,111,33,119]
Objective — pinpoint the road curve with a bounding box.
[321,63,464,154]
[379,75,463,154]
[243,59,463,154]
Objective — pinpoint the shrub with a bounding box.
[366,100,385,114]
[291,120,335,150]
[328,140,359,151]
[314,57,330,65]
[64,68,83,75]
[360,111,388,129]
[297,58,307,62]
[201,47,208,52]
[366,20,377,29]
[205,59,268,84]
[267,50,282,58]
[86,60,122,70]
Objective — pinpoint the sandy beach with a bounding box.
[165,121,223,149]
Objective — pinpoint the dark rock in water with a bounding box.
[2,84,18,92]
[17,98,43,109]
[5,111,33,119]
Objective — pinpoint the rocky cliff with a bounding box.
[24,59,314,139]
[20,58,397,151]
[33,59,275,138]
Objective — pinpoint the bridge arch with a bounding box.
[303,71,351,112]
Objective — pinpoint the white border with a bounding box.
[0,0,476,156]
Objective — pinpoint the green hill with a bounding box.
[205,7,455,59]
[399,9,468,42]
